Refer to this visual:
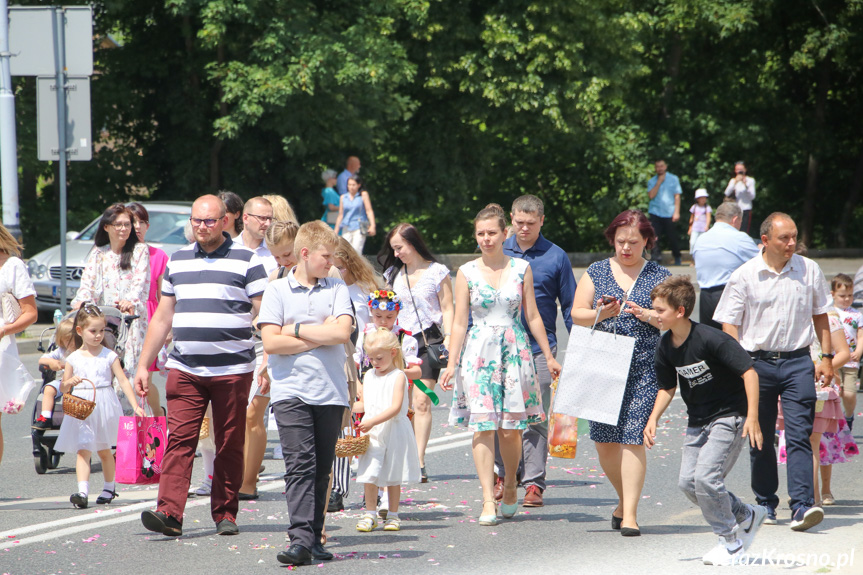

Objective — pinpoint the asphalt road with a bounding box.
[2,260,863,575]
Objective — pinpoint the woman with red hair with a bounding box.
[570,209,670,537]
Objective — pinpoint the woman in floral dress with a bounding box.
[441,204,561,526]
[71,204,149,377]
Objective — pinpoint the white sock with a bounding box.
[102,481,115,493]
[724,536,742,551]
[41,410,52,418]
[202,448,215,480]
[78,481,89,496]
[388,512,399,520]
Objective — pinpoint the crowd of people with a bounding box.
[0,155,858,568]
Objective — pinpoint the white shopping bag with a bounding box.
[555,321,635,425]
[0,351,37,414]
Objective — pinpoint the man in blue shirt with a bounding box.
[493,195,576,508]
[336,156,360,196]
[647,159,683,265]
[691,202,759,329]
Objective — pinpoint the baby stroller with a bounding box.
[30,305,139,474]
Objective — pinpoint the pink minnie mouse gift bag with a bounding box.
[116,400,166,485]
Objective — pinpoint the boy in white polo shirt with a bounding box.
[259,221,354,567]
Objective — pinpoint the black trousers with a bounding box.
[649,214,681,260]
[741,210,752,235]
[750,355,816,512]
[699,285,726,330]
[273,398,345,549]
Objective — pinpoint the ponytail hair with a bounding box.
[474,203,507,232]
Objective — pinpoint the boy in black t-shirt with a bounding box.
[645,276,765,567]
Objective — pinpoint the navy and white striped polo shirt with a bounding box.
[162,232,269,376]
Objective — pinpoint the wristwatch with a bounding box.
[821,353,835,359]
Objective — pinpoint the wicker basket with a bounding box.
[335,433,369,458]
[62,378,97,421]
[199,417,210,440]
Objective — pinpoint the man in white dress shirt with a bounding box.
[234,197,277,275]
[714,212,833,532]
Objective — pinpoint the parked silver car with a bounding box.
[27,202,192,311]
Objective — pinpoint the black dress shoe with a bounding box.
[238,491,259,501]
[611,513,622,530]
[97,490,119,505]
[277,544,312,566]
[70,492,88,509]
[311,543,334,561]
[141,510,183,536]
[621,526,641,537]
[327,492,344,512]
[216,519,239,535]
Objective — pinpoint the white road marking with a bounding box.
[0,435,477,551]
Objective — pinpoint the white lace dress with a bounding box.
[71,243,149,376]
[55,348,123,453]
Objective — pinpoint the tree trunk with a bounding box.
[659,33,683,121]
[800,65,830,247]
[209,41,228,192]
[836,150,863,248]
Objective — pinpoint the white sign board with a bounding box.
[8,6,93,76]
[36,77,92,161]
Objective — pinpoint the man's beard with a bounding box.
[197,232,223,251]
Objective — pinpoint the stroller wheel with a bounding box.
[34,453,48,475]
[48,449,62,469]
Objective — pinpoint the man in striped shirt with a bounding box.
[134,194,269,538]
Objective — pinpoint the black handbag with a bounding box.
[402,268,448,371]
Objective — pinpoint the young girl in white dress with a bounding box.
[55,304,143,509]
[354,328,421,532]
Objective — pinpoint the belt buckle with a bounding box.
[767,351,782,360]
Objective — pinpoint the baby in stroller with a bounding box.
[32,319,77,430]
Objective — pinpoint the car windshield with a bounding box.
[77,209,189,245]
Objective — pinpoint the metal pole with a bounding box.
[53,7,68,312]
[0,0,21,240]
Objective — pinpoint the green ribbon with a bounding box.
[412,379,440,405]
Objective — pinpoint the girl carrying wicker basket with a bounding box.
[353,328,420,532]
[55,304,143,509]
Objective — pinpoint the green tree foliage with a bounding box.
[10,0,863,256]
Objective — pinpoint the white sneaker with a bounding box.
[703,537,744,566]
[195,479,212,496]
[738,504,767,551]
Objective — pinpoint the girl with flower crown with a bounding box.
[355,290,422,382]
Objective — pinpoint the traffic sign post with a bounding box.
[4,5,93,311]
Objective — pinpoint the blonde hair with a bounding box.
[363,328,405,370]
[55,319,76,350]
[0,224,23,257]
[335,237,381,293]
[294,220,339,255]
[263,194,298,224]
[265,220,300,249]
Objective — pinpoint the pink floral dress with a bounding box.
[449,258,544,431]
[71,243,149,376]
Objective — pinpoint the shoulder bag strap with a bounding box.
[403,268,430,348]
[609,260,648,337]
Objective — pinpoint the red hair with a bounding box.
[604,210,656,250]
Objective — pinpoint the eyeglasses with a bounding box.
[190,217,220,228]
[112,222,132,230]
[246,213,273,224]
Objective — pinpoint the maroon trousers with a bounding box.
[156,369,252,524]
